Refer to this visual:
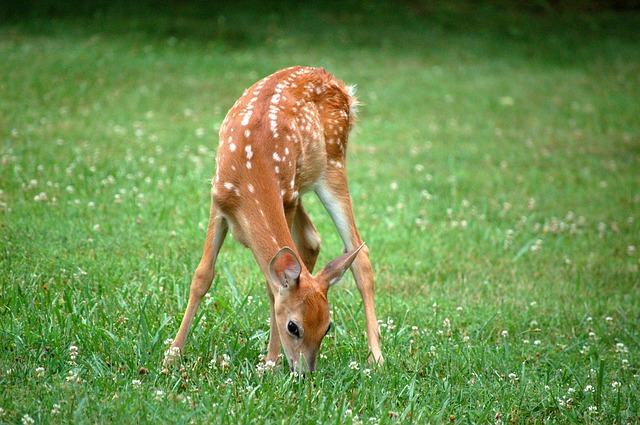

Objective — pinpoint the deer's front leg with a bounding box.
[165,202,227,364]
[292,201,322,273]
[265,283,282,364]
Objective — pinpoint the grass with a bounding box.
[1,3,639,423]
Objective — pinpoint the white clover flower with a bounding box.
[530,239,543,252]
[219,356,230,370]
[387,318,395,331]
[69,345,78,360]
[33,192,48,202]
[349,361,359,371]
[21,414,35,425]
[66,370,81,383]
[164,346,181,362]
[616,342,628,354]
[35,366,45,378]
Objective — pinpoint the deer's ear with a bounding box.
[317,243,365,288]
[269,247,302,289]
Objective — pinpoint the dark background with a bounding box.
[3,0,640,22]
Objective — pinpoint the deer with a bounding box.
[165,66,383,373]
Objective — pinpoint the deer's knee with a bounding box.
[190,267,214,298]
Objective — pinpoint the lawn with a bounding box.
[1,2,639,423]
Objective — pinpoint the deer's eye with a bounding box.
[287,321,301,338]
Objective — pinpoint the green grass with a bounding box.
[1,3,639,423]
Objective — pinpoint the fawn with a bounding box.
[166,66,383,372]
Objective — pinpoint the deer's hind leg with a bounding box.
[316,169,383,365]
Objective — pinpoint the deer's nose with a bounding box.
[289,354,317,375]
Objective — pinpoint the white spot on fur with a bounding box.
[223,182,240,196]
[248,184,255,193]
[229,143,236,152]
[241,110,253,126]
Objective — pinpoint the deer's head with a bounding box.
[268,244,364,373]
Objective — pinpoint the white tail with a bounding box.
[166,66,383,372]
